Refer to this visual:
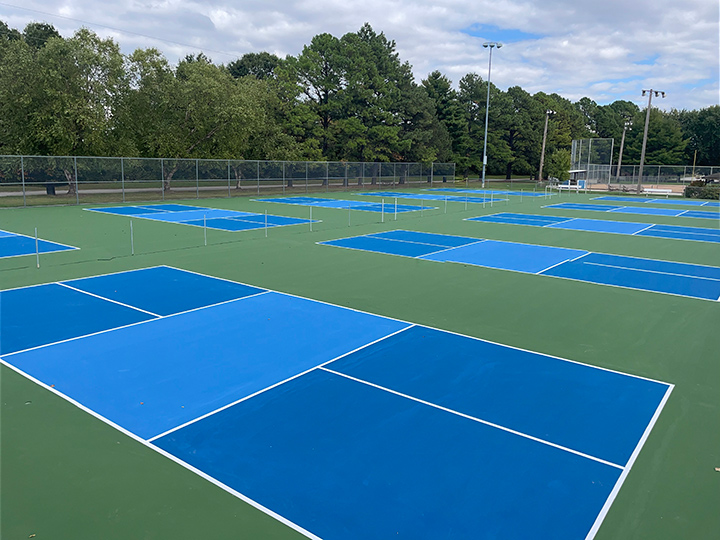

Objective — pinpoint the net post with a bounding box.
[381,198,385,223]
[421,198,424,217]
[444,196,447,214]
[204,214,207,246]
[130,219,134,255]
[465,196,468,211]
[491,191,494,207]
[394,197,397,220]
[521,189,523,203]
[265,209,268,237]
[348,203,351,227]
[35,226,39,268]
[310,207,313,232]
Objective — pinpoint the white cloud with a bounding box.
[0,0,717,109]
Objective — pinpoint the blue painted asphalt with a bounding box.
[593,196,720,207]
[328,325,669,466]
[321,230,720,300]
[1,266,673,539]
[357,191,506,203]
[0,283,155,355]
[429,188,549,197]
[86,204,314,231]
[7,290,408,440]
[255,196,429,213]
[0,230,78,259]
[545,202,719,220]
[156,368,623,540]
[469,213,720,243]
[65,266,263,316]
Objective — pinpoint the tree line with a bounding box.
[1,20,717,182]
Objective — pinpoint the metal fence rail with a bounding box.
[0,155,456,207]
[585,163,718,184]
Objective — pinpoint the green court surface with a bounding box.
[1,188,719,539]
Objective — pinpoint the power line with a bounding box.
[0,2,242,59]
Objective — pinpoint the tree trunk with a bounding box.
[63,169,76,195]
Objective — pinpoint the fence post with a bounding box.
[227,160,231,197]
[196,159,199,199]
[257,161,260,195]
[21,156,26,207]
[74,156,79,205]
[325,162,329,192]
[121,157,125,203]
[282,162,286,195]
[161,159,165,200]
[306,162,309,193]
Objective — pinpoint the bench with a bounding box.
[642,187,673,197]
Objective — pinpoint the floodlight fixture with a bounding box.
[480,42,502,188]
[637,89,666,193]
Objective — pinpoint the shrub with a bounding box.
[684,185,720,200]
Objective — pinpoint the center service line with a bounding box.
[320,367,624,470]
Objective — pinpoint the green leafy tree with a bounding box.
[624,109,688,165]
[423,71,471,169]
[23,22,61,49]
[227,52,282,79]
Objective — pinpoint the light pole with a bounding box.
[538,109,554,183]
[637,89,665,193]
[481,41,501,189]
[615,118,632,183]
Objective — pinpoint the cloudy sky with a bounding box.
[1,0,718,110]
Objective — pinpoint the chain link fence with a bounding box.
[0,155,456,207]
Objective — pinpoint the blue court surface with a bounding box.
[428,187,549,197]
[593,196,720,207]
[254,196,432,213]
[469,213,720,243]
[1,266,673,539]
[0,229,78,259]
[86,204,316,231]
[357,191,507,203]
[545,202,720,220]
[320,230,720,301]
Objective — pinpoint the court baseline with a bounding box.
[545,202,719,220]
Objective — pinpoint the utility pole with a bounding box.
[637,89,665,193]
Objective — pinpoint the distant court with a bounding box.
[0,266,672,540]
[320,230,720,301]
[428,188,549,197]
[254,196,431,213]
[357,191,507,203]
[544,202,719,220]
[0,229,78,259]
[469,213,720,243]
[592,196,720,207]
[86,204,316,231]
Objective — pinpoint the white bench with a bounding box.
[642,187,673,197]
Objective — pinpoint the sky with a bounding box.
[1,0,718,111]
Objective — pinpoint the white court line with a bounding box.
[368,232,477,250]
[535,252,591,275]
[584,384,674,539]
[1,290,271,358]
[147,325,415,442]
[631,224,658,235]
[320,367,624,470]
[163,265,676,386]
[583,261,720,282]
[0,358,321,540]
[416,240,487,259]
[57,282,162,318]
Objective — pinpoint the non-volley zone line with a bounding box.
[86,203,317,231]
[469,213,720,243]
[0,229,78,259]
[545,202,720,220]
[428,187,550,197]
[356,191,507,204]
[1,265,672,539]
[593,196,720,207]
[319,230,720,301]
[254,196,432,213]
